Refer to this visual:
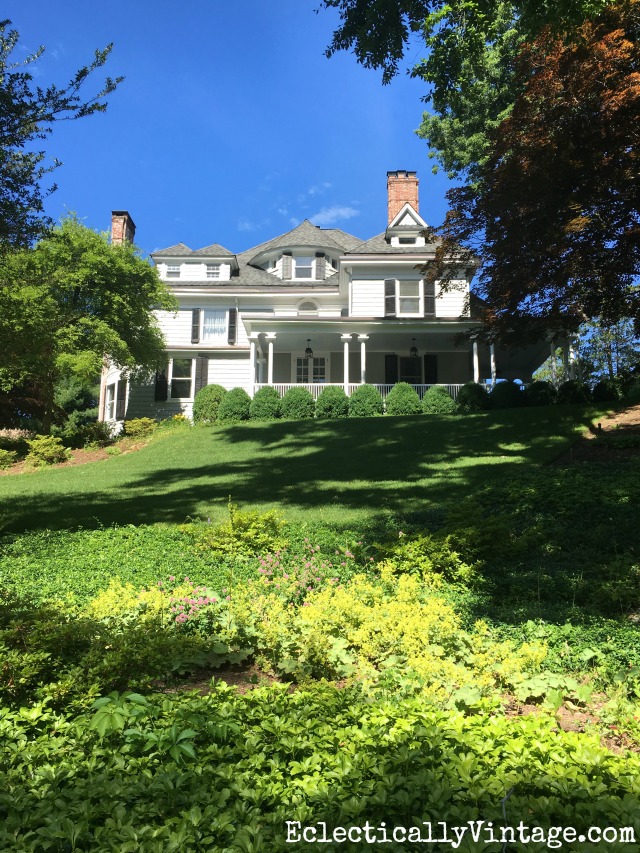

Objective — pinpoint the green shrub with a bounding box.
[557,380,591,404]
[0,449,17,469]
[457,381,490,412]
[526,380,557,406]
[626,382,640,405]
[193,383,227,424]
[348,384,384,417]
[490,380,524,409]
[281,386,315,419]
[385,382,422,415]
[592,379,622,403]
[249,386,282,421]
[124,417,157,438]
[0,429,33,457]
[24,435,71,467]
[181,501,288,558]
[316,385,349,419]
[422,385,458,414]
[217,387,251,424]
[79,420,114,447]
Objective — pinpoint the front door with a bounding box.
[399,356,422,384]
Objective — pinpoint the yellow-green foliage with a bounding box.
[83,579,190,627]
[181,502,288,557]
[378,532,478,585]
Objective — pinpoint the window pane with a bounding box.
[312,358,326,382]
[294,257,313,278]
[399,281,420,296]
[296,357,309,383]
[399,298,420,314]
[172,358,192,378]
[206,264,220,279]
[171,379,191,398]
[202,310,226,340]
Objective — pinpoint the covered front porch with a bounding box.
[253,382,465,400]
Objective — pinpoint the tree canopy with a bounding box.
[0,217,176,429]
[0,19,123,251]
[430,0,640,342]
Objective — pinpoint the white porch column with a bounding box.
[257,357,266,384]
[249,335,258,391]
[341,334,352,393]
[569,340,578,380]
[358,335,369,384]
[266,334,276,385]
[550,341,557,386]
[472,339,480,383]
[490,343,497,385]
[562,342,570,380]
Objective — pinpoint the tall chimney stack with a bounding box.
[111,210,136,245]
[387,171,419,224]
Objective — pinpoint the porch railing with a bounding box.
[253,383,465,401]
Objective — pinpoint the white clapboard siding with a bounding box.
[208,354,251,392]
[436,282,469,318]
[351,281,384,317]
[156,309,189,346]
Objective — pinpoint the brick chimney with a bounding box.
[387,171,419,224]
[111,210,136,245]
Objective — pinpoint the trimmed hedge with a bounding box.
[385,382,422,415]
[592,379,622,403]
[490,380,524,409]
[249,386,282,421]
[281,387,315,420]
[526,381,557,407]
[457,382,490,412]
[217,387,251,423]
[557,380,591,404]
[193,384,227,424]
[316,386,349,419]
[422,385,457,414]
[348,384,384,418]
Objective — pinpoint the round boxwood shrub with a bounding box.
[316,386,349,419]
[592,379,622,403]
[217,387,251,424]
[193,384,227,424]
[249,386,282,421]
[490,380,524,409]
[525,380,557,407]
[281,387,315,419]
[422,385,458,414]
[457,381,490,412]
[348,384,384,418]
[557,380,591,404]
[385,382,422,415]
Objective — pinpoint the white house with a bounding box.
[100,171,551,423]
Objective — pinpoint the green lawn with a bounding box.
[0,406,604,534]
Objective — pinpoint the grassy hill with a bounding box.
[0,405,605,534]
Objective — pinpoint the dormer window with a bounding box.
[398,237,417,245]
[298,300,318,315]
[294,256,314,279]
[166,264,180,279]
[206,263,221,279]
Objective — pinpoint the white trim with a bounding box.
[291,352,330,384]
[169,355,195,400]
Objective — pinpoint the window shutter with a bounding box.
[115,380,127,420]
[194,354,208,395]
[154,366,168,401]
[384,280,396,317]
[191,309,201,344]
[282,252,292,280]
[315,252,325,280]
[385,354,398,384]
[424,354,438,384]
[424,281,436,317]
[227,308,237,345]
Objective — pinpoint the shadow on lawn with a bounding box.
[0,408,596,534]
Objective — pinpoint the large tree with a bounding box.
[430,0,640,342]
[0,216,176,430]
[0,19,123,251]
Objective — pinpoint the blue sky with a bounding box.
[10,1,456,255]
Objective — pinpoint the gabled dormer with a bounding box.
[152,242,238,282]
[385,203,429,248]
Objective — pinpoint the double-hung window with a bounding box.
[398,281,421,315]
[105,384,116,420]
[294,256,314,279]
[166,264,180,279]
[202,310,227,342]
[385,279,429,317]
[170,358,193,398]
[206,263,220,280]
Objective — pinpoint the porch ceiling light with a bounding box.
[410,338,419,359]
[305,339,313,358]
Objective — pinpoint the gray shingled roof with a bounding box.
[348,233,440,254]
[152,243,193,257]
[244,219,355,263]
[191,243,235,258]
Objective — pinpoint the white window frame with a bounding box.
[396,280,423,317]
[292,353,330,383]
[201,309,228,342]
[105,383,116,420]
[293,256,314,280]
[166,264,180,279]
[169,357,195,399]
[206,263,221,280]
[297,300,319,316]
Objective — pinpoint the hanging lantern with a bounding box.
[304,339,313,358]
[409,338,419,359]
